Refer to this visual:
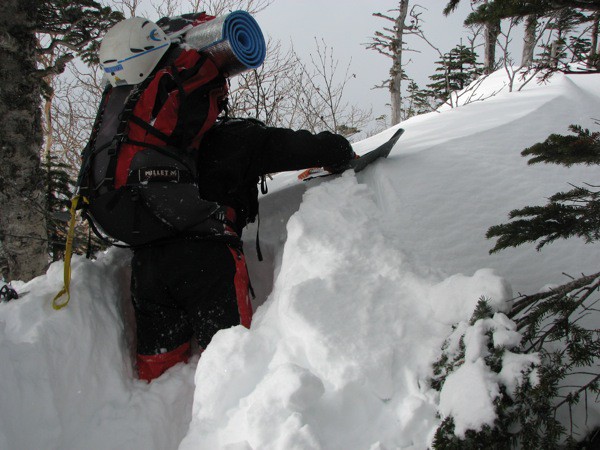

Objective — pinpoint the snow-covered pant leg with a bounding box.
[131,239,252,380]
[131,245,193,356]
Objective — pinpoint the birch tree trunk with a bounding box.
[390,0,409,125]
[0,0,48,281]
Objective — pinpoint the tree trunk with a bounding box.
[521,15,537,67]
[484,19,501,74]
[588,12,599,69]
[0,0,48,281]
[550,40,561,67]
[390,0,409,125]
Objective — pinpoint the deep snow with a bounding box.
[1,70,599,449]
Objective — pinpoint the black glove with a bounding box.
[324,151,358,174]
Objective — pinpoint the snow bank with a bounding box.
[358,71,599,294]
[180,173,511,449]
[0,251,195,450]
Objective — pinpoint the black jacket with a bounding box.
[197,118,355,232]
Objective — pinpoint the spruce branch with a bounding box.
[510,271,600,323]
[487,123,600,253]
[522,124,600,167]
[522,277,599,351]
[553,373,600,411]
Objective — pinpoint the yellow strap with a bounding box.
[52,196,85,310]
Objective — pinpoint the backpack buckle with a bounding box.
[106,142,119,156]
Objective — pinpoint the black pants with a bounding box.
[131,239,251,355]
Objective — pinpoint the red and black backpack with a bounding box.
[77,14,233,247]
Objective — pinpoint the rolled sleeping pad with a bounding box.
[183,10,266,77]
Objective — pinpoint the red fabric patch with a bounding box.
[137,341,191,382]
[228,247,253,328]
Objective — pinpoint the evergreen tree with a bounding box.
[434,123,600,447]
[487,123,600,252]
[536,8,590,68]
[426,45,483,104]
[568,35,594,65]
[444,1,502,74]
[43,155,73,262]
[431,299,549,449]
[445,0,600,72]
[43,154,105,261]
[403,80,435,118]
[0,0,122,281]
[447,0,600,21]
[480,123,600,446]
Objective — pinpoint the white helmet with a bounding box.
[99,17,171,87]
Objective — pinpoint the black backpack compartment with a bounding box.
[87,187,170,246]
[87,146,224,246]
[128,147,221,233]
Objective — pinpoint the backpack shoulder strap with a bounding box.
[76,84,112,193]
[157,12,216,40]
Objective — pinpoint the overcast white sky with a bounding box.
[255,0,481,131]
